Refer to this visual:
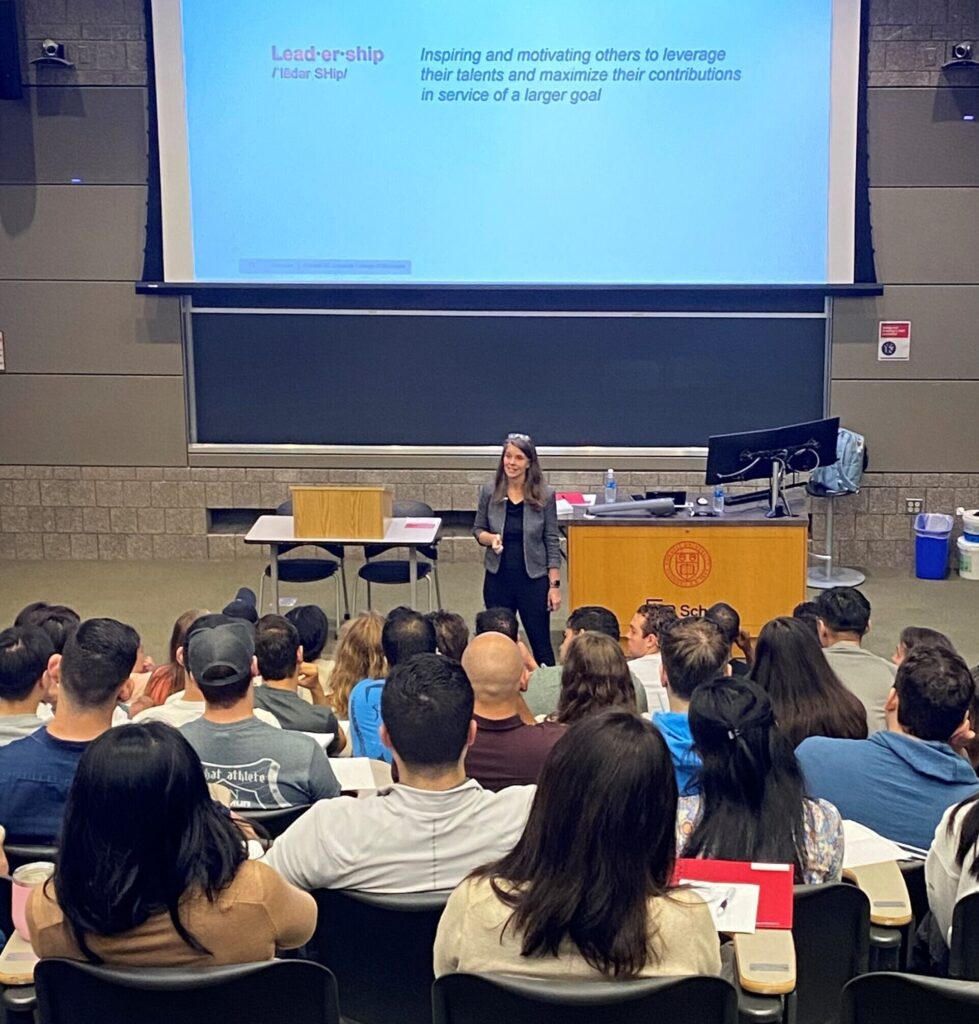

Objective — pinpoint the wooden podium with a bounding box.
[290,486,392,540]
[565,508,808,638]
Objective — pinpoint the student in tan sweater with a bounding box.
[28,722,315,965]
[434,709,720,979]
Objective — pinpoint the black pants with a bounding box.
[483,566,555,666]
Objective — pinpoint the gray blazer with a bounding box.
[472,484,561,579]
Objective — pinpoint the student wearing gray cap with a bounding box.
[179,614,340,809]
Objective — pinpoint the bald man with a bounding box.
[462,632,563,792]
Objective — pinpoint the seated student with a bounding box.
[286,604,333,695]
[797,646,979,851]
[28,722,315,965]
[545,633,637,729]
[522,606,648,718]
[179,615,340,809]
[252,615,345,754]
[128,608,205,718]
[0,626,56,745]
[751,617,868,746]
[462,632,561,791]
[0,618,139,843]
[14,602,80,654]
[434,710,720,980]
[926,791,979,958]
[328,611,386,720]
[792,601,821,638]
[474,606,519,641]
[652,616,730,796]
[704,602,753,676]
[428,610,470,662]
[266,654,535,892]
[677,677,843,884]
[893,625,954,666]
[348,607,437,762]
[625,602,676,713]
[815,587,895,734]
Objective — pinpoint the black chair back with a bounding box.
[841,972,979,1024]
[792,883,870,1024]
[899,860,928,929]
[0,843,58,940]
[236,804,311,839]
[432,972,738,1024]
[949,889,979,980]
[34,958,340,1024]
[309,888,450,1024]
[364,500,440,561]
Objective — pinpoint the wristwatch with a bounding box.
[549,580,561,589]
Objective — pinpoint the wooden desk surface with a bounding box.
[0,932,38,986]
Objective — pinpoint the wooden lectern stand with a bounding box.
[290,486,393,540]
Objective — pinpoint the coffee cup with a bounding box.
[11,861,55,941]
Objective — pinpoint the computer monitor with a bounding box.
[705,417,839,517]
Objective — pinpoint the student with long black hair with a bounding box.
[434,710,720,979]
[27,722,315,965]
[751,616,868,746]
[677,677,843,884]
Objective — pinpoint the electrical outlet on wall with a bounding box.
[905,498,923,514]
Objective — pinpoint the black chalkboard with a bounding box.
[190,312,826,447]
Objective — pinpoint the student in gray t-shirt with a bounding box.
[251,615,344,754]
[179,614,340,809]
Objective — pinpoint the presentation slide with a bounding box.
[154,0,858,286]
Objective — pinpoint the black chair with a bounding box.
[309,888,450,1024]
[355,500,442,611]
[791,883,870,1024]
[841,972,979,1024]
[258,499,349,620]
[33,958,340,1024]
[236,804,311,839]
[949,890,979,980]
[899,860,928,932]
[0,843,58,941]
[432,972,739,1024]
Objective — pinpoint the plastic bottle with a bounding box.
[712,484,725,515]
[604,468,617,505]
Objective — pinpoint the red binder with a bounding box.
[674,859,794,929]
[555,492,587,504]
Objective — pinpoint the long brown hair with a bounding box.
[473,711,679,977]
[491,434,546,511]
[555,632,637,725]
[144,608,206,706]
[330,612,386,717]
[751,616,868,745]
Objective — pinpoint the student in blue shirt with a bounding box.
[797,645,979,851]
[348,608,437,761]
[0,618,140,844]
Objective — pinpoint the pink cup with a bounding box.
[11,862,55,941]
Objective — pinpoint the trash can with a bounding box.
[914,513,954,580]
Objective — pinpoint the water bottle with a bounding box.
[604,468,617,505]
[712,484,725,515]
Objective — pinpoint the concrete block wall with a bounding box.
[2,0,978,573]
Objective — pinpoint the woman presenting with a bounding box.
[473,433,561,666]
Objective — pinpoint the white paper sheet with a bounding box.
[679,880,760,933]
[842,819,907,868]
[330,757,380,791]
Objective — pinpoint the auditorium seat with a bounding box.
[949,891,979,980]
[33,958,340,1024]
[841,973,979,1024]
[432,972,738,1024]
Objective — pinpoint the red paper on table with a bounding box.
[556,492,586,504]
[674,859,794,929]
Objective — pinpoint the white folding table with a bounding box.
[244,515,441,611]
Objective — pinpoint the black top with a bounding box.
[501,499,525,573]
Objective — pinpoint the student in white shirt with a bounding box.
[265,653,534,893]
[626,603,677,714]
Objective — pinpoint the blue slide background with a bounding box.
[178,0,833,285]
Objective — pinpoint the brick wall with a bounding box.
[869,0,979,85]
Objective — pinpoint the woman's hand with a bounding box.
[490,534,504,554]
[547,586,562,612]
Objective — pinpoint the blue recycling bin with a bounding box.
[914,513,954,580]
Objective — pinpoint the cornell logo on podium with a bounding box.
[663,541,711,588]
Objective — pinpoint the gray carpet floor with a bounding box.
[1,559,976,668]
